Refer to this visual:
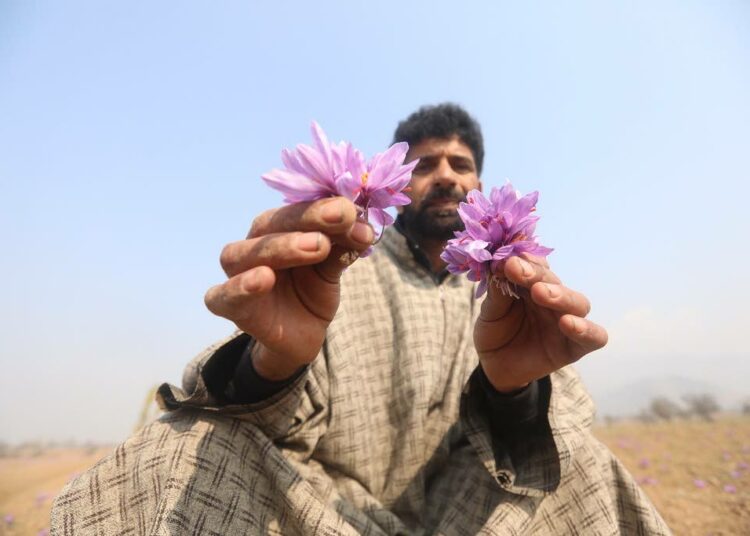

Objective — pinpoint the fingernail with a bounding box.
[297,232,321,252]
[321,199,344,223]
[517,258,532,277]
[350,221,373,244]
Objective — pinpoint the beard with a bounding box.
[400,186,467,241]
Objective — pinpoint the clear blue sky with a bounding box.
[1,1,748,443]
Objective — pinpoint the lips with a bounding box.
[425,198,459,208]
[425,200,460,219]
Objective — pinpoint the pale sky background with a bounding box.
[1,1,748,443]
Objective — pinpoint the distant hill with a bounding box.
[586,375,746,418]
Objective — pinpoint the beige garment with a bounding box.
[51,227,670,535]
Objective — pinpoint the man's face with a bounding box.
[400,136,482,240]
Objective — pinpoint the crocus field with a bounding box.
[594,415,750,535]
[1,417,748,535]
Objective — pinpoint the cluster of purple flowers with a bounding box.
[441,182,553,297]
[262,122,416,254]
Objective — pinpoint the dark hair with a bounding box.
[392,103,484,175]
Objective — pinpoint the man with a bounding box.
[52,104,670,534]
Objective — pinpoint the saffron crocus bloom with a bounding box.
[262,122,415,253]
[335,141,416,228]
[442,231,493,294]
[262,121,353,203]
[441,182,553,298]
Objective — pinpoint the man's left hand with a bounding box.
[474,253,608,393]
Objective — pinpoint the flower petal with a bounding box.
[334,172,359,201]
[368,208,394,227]
[296,144,334,186]
[262,169,331,203]
[310,121,334,171]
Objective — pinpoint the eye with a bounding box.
[412,160,434,174]
[451,159,474,173]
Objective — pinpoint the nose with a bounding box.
[432,157,457,189]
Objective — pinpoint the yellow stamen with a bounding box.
[360,172,369,185]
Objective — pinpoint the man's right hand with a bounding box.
[204,197,374,381]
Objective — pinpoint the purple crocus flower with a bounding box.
[723,484,737,494]
[441,182,553,297]
[3,514,13,525]
[262,122,415,254]
[262,121,353,204]
[336,141,416,228]
[693,479,707,489]
[442,231,493,295]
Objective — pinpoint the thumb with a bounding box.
[314,244,368,283]
[475,280,525,351]
[314,221,374,282]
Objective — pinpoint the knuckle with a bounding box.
[255,235,279,260]
[600,328,609,346]
[576,291,592,315]
[219,243,238,273]
[203,286,222,314]
[248,220,260,238]
[249,210,272,238]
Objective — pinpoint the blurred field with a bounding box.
[1,416,748,535]
[0,446,110,536]
[593,415,750,535]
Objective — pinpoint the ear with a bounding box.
[478,179,483,192]
[396,205,404,214]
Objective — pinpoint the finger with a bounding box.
[313,244,365,283]
[329,219,376,252]
[478,269,526,328]
[521,252,550,268]
[220,231,332,277]
[558,314,609,360]
[503,255,561,288]
[530,282,591,317]
[475,296,526,353]
[250,197,375,252]
[249,197,358,238]
[204,266,276,321]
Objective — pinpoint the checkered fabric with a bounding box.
[51,227,671,535]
